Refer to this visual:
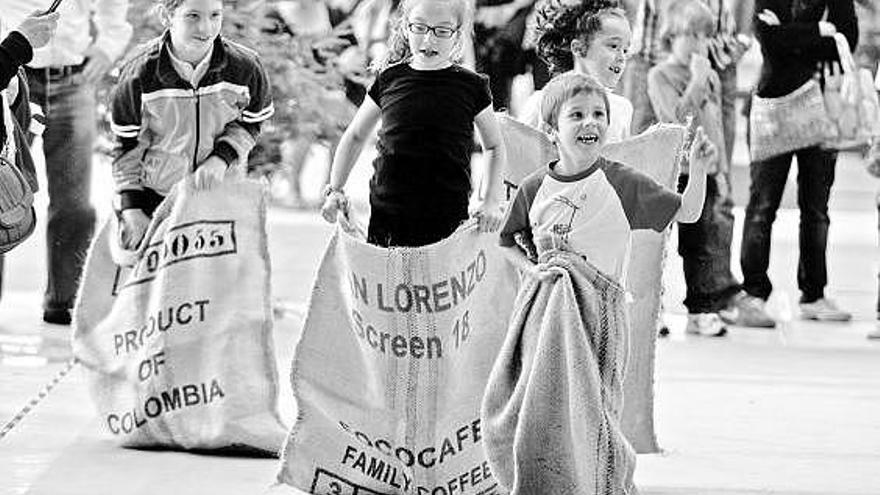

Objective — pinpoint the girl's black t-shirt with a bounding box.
[367,63,492,220]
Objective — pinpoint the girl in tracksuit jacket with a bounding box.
[109,0,273,249]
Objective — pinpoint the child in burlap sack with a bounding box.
[110,0,273,250]
[320,0,506,246]
[491,72,715,493]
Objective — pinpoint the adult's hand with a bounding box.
[757,9,780,26]
[818,21,837,37]
[15,11,59,50]
[80,45,113,85]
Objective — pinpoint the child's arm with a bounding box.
[674,127,715,223]
[109,71,152,249]
[472,106,506,232]
[194,58,274,190]
[321,97,381,223]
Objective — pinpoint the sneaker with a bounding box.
[685,313,728,337]
[799,298,852,322]
[43,308,71,326]
[722,292,776,328]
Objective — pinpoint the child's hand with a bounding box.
[320,190,348,224]
[688,126,718,176]
[193,156,227,190]
[529,262,562,282]
[469,198,503,233]
[119,208,150,250]
[689,54,713,85]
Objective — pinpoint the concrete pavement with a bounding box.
[0,146,878,494]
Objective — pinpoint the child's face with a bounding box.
[574,15,631,89]
[166,0,224,65]
[406,0,460,70]
[553,91,608,166]
[670,31,709,64]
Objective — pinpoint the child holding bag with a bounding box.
[110,0,273,250]
[320,0,505,247]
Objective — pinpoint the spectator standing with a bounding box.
[742,0,858,322]
[648,0,741,335]
[624,0,743,172]
[0,0,132,325]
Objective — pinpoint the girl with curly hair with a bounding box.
[521,0,633,142]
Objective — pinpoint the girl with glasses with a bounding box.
[321,0,506,247]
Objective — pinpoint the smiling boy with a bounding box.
[500,72,713,284]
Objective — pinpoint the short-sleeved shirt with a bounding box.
[367,63,492,219]
[499,157,681,282]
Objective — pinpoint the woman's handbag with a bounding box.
[0,91,35,254]
[749,78,835,162]
[822,33,880,150]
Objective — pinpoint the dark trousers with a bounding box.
[367,208,467,248]
[0,68,97,311]
[677,174,741,313]
[740,146,837,303]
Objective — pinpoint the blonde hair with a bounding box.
[540,72,610,131]
[659,0,716,51]
[374,0,474,72]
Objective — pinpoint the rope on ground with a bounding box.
[0,357,80,442]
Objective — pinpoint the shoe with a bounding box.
[799,298,852,322]
[722,292,776,328]
[685,313,728,337]
[43,308,71,326]
[868,323,880,340]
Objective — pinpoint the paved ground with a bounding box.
[0,137,878,494]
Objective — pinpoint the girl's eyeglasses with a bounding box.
[407,22,458,39]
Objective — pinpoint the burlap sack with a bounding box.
[73,179,286,455]
[496,114,686,453]
[276,223,519,494]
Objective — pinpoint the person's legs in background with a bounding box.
[28,70,97,325]
[739,152,795,327]
[677,174,736,336]
[794,146,851,321]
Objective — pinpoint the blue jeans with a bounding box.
[677,173,741,313]
[740,146,836,303]
[2,68,97,312]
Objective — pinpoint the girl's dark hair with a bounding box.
[535,0,625,76]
